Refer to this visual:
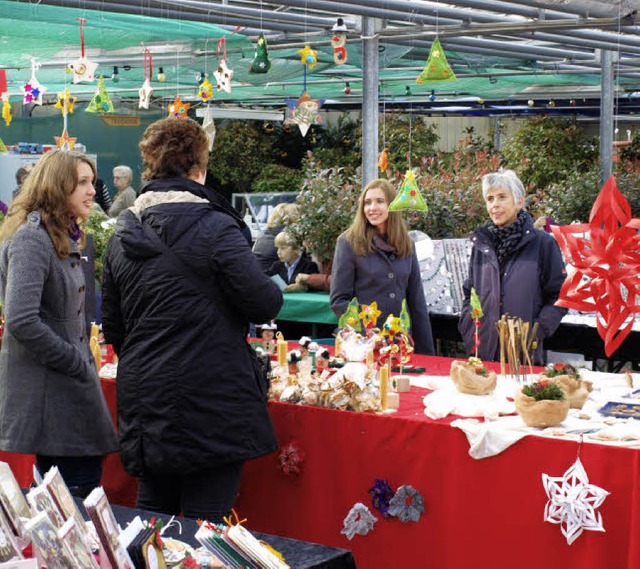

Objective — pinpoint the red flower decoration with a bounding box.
[277,441,305,476]
[551,176,640,356]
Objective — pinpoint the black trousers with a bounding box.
[136,461,244,523]
[36,455,103,498]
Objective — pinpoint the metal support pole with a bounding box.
[361,17,381,187]
[600,49,614,183]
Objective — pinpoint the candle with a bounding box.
[276,332,287,367]
[334,334,342,357]
[379,365,389,410]
[366,350,374,368]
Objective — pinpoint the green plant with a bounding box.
[543,362,581,378]
[86,210,116,284]
[379,114,440,174]
[522,379,565,401]
[251,164,303,193]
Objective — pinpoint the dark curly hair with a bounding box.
[139,117,209,181]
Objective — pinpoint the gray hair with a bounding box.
[481,169,526,204]
[113,165,133,184]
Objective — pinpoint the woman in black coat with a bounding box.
[101,117,283,521]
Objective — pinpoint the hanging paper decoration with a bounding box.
[389,169,428,212]
[416,37,456,84]
[250,33,272,73]
[201,105,216,151]
[299,45,318,69]
[168,95,190,119]
[377,148,389,173]
[86,75,114,113]
[284,90,324,137]
[197,76,214,102]
[68,18,98,84]
[551,176,640,357]
[340,503,377,540]
[21,59,47,106]
[0,136,7,152]
[331,19,348,65]
[214,60,234,93]
[54,88,76,115]
[54,88,77,150]
[138,48,154,109]
[388,485,425,523]
[542,457,609,545]
[1,93,11,127]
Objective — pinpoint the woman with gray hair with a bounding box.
[108,164,136,218]
[458,169,567,364]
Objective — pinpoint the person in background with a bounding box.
[295,257,332,292]
[0,151,118,497]
[459,169,567,365]
[330,178,435,355]
[12,166,31,200]
[101,117,282,522]
[252,202,299,272]
[267,230,318,291]
[108,165,136,218]
[93,178,113,214]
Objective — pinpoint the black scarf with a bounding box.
[486,209,528,268]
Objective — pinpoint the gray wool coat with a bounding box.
[0,212,118,456]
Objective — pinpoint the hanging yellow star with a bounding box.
[359,302,382,329]
[54,129,77,150]
[54,88,76,114]
[381,315,401,338]
[299,45,318,69]
[198,76,214,102]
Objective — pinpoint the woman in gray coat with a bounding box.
[330,178,435,355]
[0,151,118,496]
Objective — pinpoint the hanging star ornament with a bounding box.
[214,60,234,93]
[138,79,153,110]
[168,95,190,118]
[68,56,98,84]
[299,45,318,69]
[54,129,77,151]
[551,176,640,357]
[54,89,76,114]
[389,169,428,212]
[250,33,272,74]
[1,93,11,127]
[542,457,609,545]
[86,75,114,113]
[201,105,216,151]
[21,60,47,105]
[416,37,457,84]
[197,76,214,102]
[284,90,324,137]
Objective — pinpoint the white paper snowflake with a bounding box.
[542,457,609,545]
[340,502,377,540]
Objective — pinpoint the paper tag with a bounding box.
[0,560,39,568]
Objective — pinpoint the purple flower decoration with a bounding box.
[368,478,394,518]
[388,484,425,522]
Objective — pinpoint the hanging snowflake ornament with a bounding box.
[54,89,76,114]
[299,45,318,69]
[21,60,47,106]
[389,169,428,212]
[284,90,324,137]
[388,485,425,523]
[201,105,216,151]
[1,93,11,127]
[86,75,114,113]
[416,37,456,84]
[168,95,190,118]
[250,33,272,74]
[214,60,233,93]
[197,76,214,102]
[551,176,640,357]
[69,19,97,84]
[542,457,609,545]
[340,503,378,540]
[368,479,394,518]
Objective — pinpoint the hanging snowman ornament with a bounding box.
[68,18,98,84]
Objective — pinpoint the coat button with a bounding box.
[390,254,395,260]
[388,272,394,279]
[389,292,396,299]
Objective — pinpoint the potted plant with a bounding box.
[539,362,592,409]
[515,379,569,427]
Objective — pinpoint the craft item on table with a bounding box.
[26,484,65,528]
[259,322,277,355]
[551,175,640,357]
[298,336,313,359]
[515,379,569,428]
[393,375,411,392]
[69,18,98,84]
[277,441,305,476]
[58,517,100,568]
[250,32,272,73]
[214,60,233,93]
[389,169,428,212]
[197,75,214,102]
[168,95,190,118]
[287,349,302,374]
[450,357,497,395]
[386,390,400,410]
[21,59,47,105]
[0,461,31,539]
[224,513,289,569]
[1,93,11,127]
[451,417,529,459]
[284,90,324,137]
[497,315,538,382]
[416,36,456,84]
[359,302,381,331]
[125,522,166,569]
[597,401,640,420]
[0,497,22,562]
[540,363,592,409]
[201,105,216,151]
[162,538,196,566]
[299,45,318,69]
[341,503,377,540]
[194,521,254,568]
[388,485,425,523]
[369,479,394,518]
[379,364,389,410]
[542,456,609,545]
[276,331,287,367]
[339,298,362,331]
[315,348,331,373]
[86,75,114,113]
[377,147,389,173]
[25,511,78,566]
[331,19,348,65]
[42,466,88,541]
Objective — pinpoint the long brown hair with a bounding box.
[343,178,413,257]
[0,151,96,258]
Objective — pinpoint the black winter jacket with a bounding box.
[458,212,567,365]
[101,178,283,476]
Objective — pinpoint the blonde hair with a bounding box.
[267,203,300,229]
[274,230,299,248]
[344,178,413,257]
[0,151,95,258]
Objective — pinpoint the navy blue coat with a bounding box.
[458,213,567,365]
[101,178,283,476]
[330,235,435,355]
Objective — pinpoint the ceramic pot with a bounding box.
[515,391,570,427]
[450,360,497,396]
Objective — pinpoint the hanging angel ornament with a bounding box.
[168,96,190,119]
[284,90,324,137]
[389,169,428,212]
[21,59,47,105]
[68,18,98,84]
[416,37,456,84]
[86,75,114,113]
[214,60,233,93]
[138,48,154,109]
[331,18,348,65]
[1,93,11,127]
[250,33,272,74]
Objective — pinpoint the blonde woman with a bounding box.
[0,151,118,496]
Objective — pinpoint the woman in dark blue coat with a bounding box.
[101,117,283,521]
[330,178,434,355]
[458,169,567,365]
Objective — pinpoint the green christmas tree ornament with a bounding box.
[250,33,272,74]
[389,169,428,212]
[0,136,7,152]
[338,297,362,331]
[86,75,114,113]
[416,37,456,84]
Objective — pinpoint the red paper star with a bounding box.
[551,176,640,356]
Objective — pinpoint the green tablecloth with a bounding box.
[277,292,338,324]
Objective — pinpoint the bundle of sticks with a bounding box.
[496,315,539,382]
